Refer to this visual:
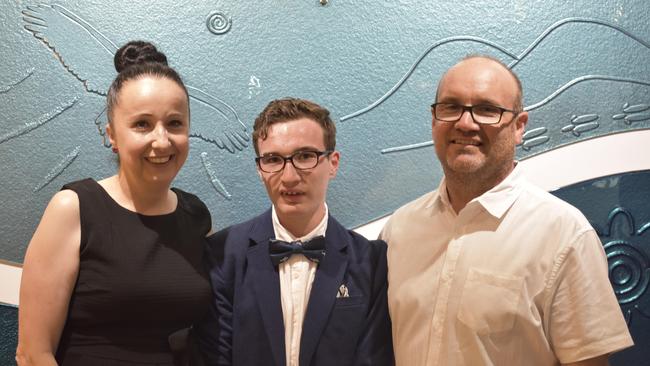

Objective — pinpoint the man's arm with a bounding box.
[548,230,632,364]
[352,240,394,366]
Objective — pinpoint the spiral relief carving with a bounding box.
[597,206,650,325]
[206,12,232,35]
[605,240,650,304]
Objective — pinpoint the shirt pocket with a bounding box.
[457,268,523,334]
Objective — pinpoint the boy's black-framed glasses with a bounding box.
[256,150,333,173]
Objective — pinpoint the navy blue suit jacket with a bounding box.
[196,209,393,366]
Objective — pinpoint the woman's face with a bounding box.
[107,75,190,188]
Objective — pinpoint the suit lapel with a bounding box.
[248,210,286,366]
[299,216,349,366]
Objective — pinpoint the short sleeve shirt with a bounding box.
[380,166,633,366]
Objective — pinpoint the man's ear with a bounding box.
[514,111,528,145]
[328,151,340,178]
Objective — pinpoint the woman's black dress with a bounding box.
[55,179,212,365]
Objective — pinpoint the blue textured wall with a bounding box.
[1,0,649,362]
[2,0,648,263]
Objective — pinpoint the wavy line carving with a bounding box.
[33,145,81,192]
[525,76,650,111]
[0,68,34,93]
[0,97,79,144]
[342,37,517,122]
[509,18,650,69]
[381,141,433,154]
[379,75,650,154]
[341,17,650,121]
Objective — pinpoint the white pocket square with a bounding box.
[336,284,349,298]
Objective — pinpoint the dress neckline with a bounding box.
[88,178,180,218]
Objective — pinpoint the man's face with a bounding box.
[256,117,339,227]
[432,58,527,180]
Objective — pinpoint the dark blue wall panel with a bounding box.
[0,304,17,366]
[553,170,650,365]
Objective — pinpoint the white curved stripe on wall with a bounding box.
[2,129,650,307]
[0,261,21,307]
[353,129,650,239]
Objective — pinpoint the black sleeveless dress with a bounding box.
[55,179,212,365]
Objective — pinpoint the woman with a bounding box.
[16,41,212,366]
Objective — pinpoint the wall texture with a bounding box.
[1,0,648,363]
[553,170,650,365]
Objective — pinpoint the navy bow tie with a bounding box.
[269,235,326,266]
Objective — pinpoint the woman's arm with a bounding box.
[15,190,81,366]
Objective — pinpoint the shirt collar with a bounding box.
[424,178,449,214]
[271,203,329,242]
[426,163,525,219]
[476,163,524,219]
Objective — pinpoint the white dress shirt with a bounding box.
[272,204,328,366]
[381,165,633,365]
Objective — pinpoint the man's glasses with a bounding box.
[255,150,333,173]
[431,103,519,125]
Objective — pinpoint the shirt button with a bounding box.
[293,272,300,280]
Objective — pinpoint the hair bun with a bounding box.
[114,41,168,73]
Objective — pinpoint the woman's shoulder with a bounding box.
[172,187,207,211]
[60,178,112,206]
[172,187,212,231]
[36,189,81,240]
[61,177,97,191]
[49,188,80,213]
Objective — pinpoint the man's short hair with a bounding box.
[436,54,524,113]
[252,98,336,155]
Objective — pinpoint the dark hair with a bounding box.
[106,41,188,123]
[252,98,336,155]
[436,54,524,113]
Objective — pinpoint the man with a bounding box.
[380,55,633,366]
[198,98,393,366]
